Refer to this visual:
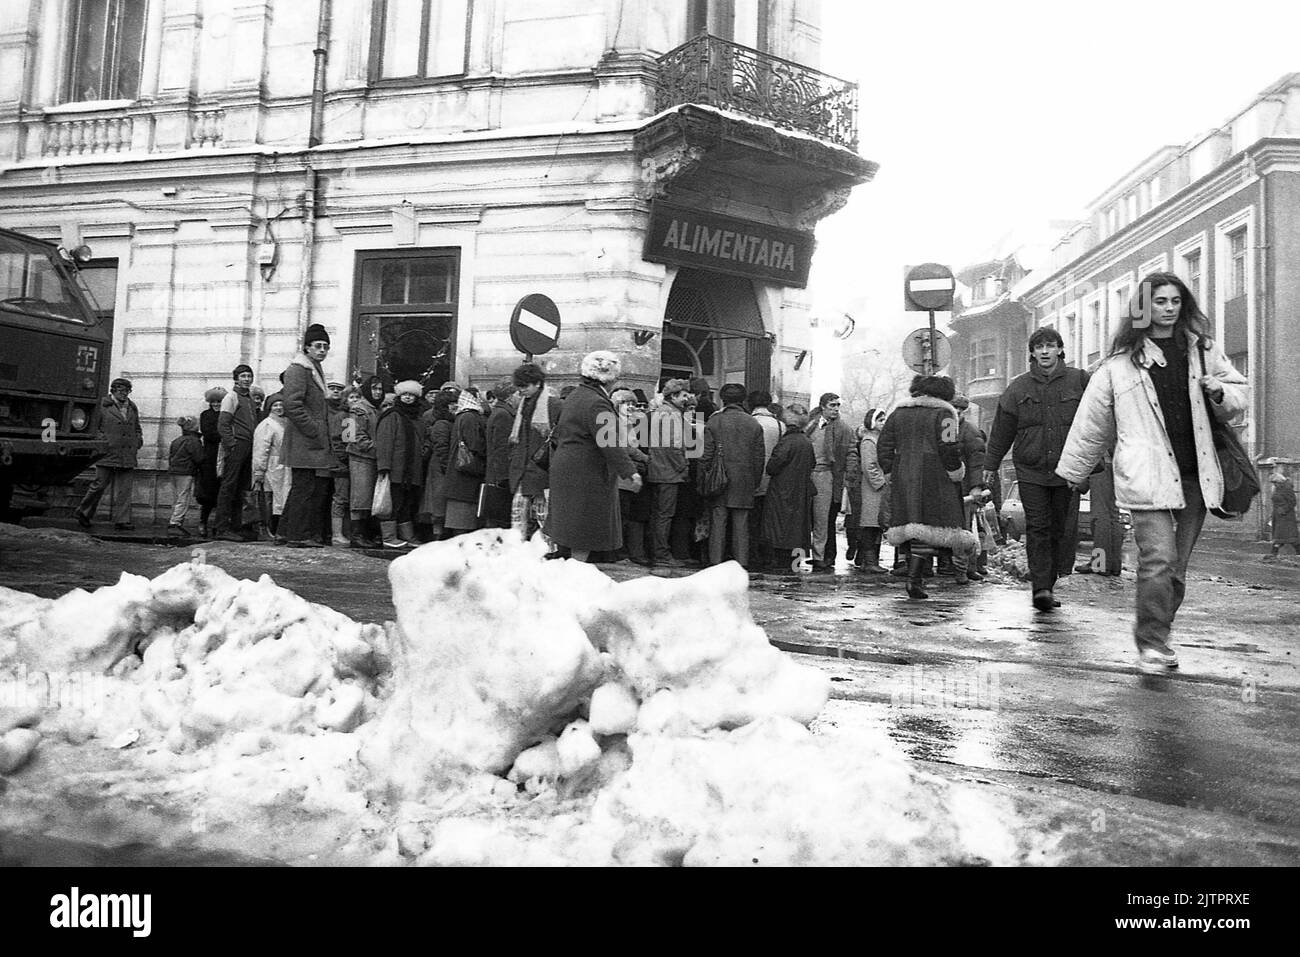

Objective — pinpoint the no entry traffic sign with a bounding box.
[904,263,955,312]
[510,294,562,357]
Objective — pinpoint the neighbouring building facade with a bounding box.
[950,73,1300,535]
[0,0,876,511]
[947,253,1031,433]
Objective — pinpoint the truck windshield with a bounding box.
[0,232,89,324]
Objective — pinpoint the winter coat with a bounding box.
[251,415,291,513]
[420,417,454,516]
[345,396,381,461]
[168,431,204,476]
[197,408,222,504]
[804,413,856,503]
[762,426,816,550]
[1272,482,1299,544]
[957,419,986,495]
[877,395,978,553]
[848,430,888,529]
[752,407,782,496]
[218,388,255,450]
[280,354,337,471]
[1056,333,1249,512]
[443,409,487,504]
[701,405,767,509]
[326,398,349,472]
[376,404,424,487]
[508,394,562,496]
[985,363,1090,487]
[646,403,691,484]
[544,379,636,551]
[484,400,516,487]
[92,395,143,468]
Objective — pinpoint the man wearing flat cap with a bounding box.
[74,377,142,530]
[279,324,337,547]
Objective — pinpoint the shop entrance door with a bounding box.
[660,268,769,394]
[350,249,459,390]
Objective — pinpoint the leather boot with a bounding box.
[331,515,350,547]
[397,521,418,545]
[350,511,379,548]
[891,543,911,577]
[844,526,859,562]
[381,520,405,548]
[905,555,929,599]
[861,540,887,574]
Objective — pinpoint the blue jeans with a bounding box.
[1130,478,1206,653]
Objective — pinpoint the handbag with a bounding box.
[371,473,393,518]
[531,430,554,471]
[1198,344,1259,519]
[697,435,728,498]
[455,439,485,476]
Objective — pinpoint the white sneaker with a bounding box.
[1138,646,1179,674]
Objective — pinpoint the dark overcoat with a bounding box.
[197,408,221,505]
[508,393,562,496]
[419,416,453,517]
[443,410,487,504]
[762,427,815,550]
[376,404,424,487]
[701,405,767,509]
[484,401,516,486]
[1272,481,1299,545]
[93,396,143,468]
[544,379,635,551]
[280,355,337,471]
[876,395,978,553]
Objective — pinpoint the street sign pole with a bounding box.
[927,309,937,375]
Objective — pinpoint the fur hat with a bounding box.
[263,392,285,414]
[175,415,198,431]
[394,380,423,397]
[204,386,227,404]
[952,394,970,410]
[661,377,690,397]
[580,350,621,384]
[303,323,331,348]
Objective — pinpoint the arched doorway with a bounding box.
[660,268,770,394]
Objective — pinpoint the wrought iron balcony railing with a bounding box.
[655,34,859,150]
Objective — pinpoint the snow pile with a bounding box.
[0,561,389,752]
[362,531,829,799]
[991,540,1030,580]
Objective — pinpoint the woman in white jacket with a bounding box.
[252,392,292,537]
[1056,272,1248,674]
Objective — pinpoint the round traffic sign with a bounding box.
[905,263,955,312]
[901,327,951,374]
[509,294,562,356]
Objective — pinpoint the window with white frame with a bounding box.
[372,0,471,81]
[1062,309,1078,362]
[1085,297,1103,366]
[1227,228,1247,300]
[1109,278,1133,348]
[1175,232,1208,309]
[1138,253,1167,279]
[65,0,148,103]
[1150,176,1162,207]
[970,337,997,380]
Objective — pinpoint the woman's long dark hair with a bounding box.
[1109,272,1211,366]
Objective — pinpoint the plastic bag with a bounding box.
[372,473,393,518]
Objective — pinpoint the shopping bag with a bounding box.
[372,474,393,518]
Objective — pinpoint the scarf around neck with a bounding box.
[510,386,555,445]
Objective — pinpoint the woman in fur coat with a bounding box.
[876,375,978,599]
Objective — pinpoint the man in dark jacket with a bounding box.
[507,363,561,542]
[646,379,692,568]
[804,392,856,572]
[280,324,337,547]
[212,364,257,541]
[983,327,1090,610]
[74,377,143,530]
[701,383,766,568]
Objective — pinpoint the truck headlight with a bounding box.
[70,408,88,430]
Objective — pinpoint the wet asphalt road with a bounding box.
[2,521,1298,864]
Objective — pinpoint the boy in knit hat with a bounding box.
[167,415,205,536]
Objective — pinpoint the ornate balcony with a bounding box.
[655,34,859,150]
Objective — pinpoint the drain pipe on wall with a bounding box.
[297,0,331,343]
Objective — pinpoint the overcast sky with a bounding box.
[808,0,1300,389]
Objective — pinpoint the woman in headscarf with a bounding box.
[543,351,638,561]
[877,375,978,599]
[376,379,425,547]
[345,375,385,548]
[197,386,226,537]
[251,392,291,539]
[850,407,890,573]
[442,388,488,537]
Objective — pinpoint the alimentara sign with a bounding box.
[643,202,814,288]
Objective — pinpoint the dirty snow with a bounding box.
[0,529,1029,865]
